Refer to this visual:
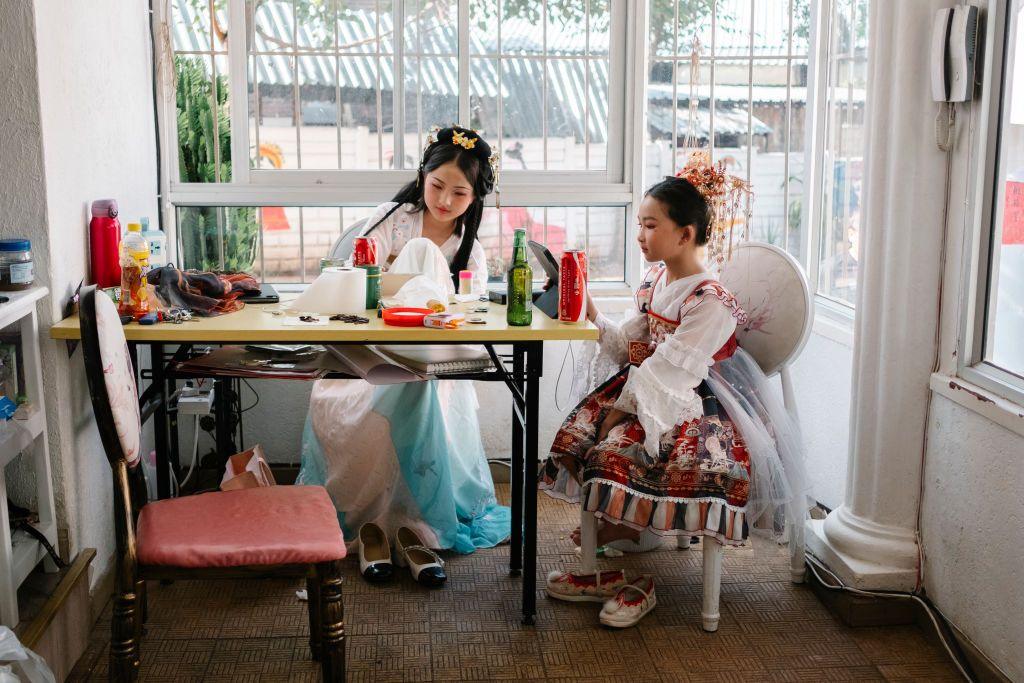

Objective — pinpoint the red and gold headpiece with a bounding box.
[675,150,752,265]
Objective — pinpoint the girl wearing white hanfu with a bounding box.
[298,127,510,560]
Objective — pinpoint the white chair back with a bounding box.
[718,241,813,377]
[327,218,369,261]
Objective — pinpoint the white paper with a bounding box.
[326,345,429,384]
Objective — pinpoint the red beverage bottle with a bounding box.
[90,199,121,288]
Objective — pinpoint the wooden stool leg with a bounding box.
[110,588,140,680]
[316,561,345,682]
[306,569,322,661]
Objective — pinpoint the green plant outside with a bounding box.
[175,55,259,273]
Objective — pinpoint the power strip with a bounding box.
[177,386,215,415]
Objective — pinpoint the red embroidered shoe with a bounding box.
[599,575,657,628]
[545,569,629,603]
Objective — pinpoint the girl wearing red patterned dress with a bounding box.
[540,168,806,628]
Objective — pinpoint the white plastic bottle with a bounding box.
[140,217,168,269]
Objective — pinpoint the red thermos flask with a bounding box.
[90,199,121,288]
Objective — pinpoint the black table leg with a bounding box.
[509,345,524,577]
[151,343,171,500]
[522,341,542,625]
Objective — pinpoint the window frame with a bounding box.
[645,3,813,242]
[156,1,868,304]
[155,0,642,292]
[957,0,1024,407]
[802,0,868,316]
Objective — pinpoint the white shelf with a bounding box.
[0,287,48,330]
[0,287,56,627]
[0,409,45,468]
[10,522,57,589]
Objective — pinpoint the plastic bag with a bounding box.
[385,275,448,309]
[220,444,276,491]
[0,628,56,683]
[384,238,455,308]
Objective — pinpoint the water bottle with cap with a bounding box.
[140,217,167,269]
[89,199,121,288]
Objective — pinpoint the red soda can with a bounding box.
[559,250,588,323]
[353,236,378,266]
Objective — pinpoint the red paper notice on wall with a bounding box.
[1003,181,1024,244]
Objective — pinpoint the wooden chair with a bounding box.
[79,286,348,681]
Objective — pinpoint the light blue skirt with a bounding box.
[298,378,510,554]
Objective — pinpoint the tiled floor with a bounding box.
[68,486,961,681]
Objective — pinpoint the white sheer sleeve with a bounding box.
[363,202,398,266]
[613,295,738,463]
[468,240,490,294]
[569,307,647,403]
[592,309,648,367]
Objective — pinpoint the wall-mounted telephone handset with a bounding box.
[931,5,980,102]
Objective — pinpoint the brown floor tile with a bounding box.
[66,485,960,682]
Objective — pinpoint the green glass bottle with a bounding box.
[507,228,533,326]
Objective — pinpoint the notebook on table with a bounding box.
[241,283,280,304]
[377,344,494,375]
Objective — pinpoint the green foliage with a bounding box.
[174,55,259,273]
[175,55,231,184]
[786,174,802,234]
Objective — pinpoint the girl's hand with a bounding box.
[586,289,599,322]
[597,408,628,443]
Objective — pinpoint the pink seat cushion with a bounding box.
[137,485,346,568]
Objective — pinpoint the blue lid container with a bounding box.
[0,239,31,252]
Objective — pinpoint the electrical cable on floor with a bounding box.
[805,553,975,682]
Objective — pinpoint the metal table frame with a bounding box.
[138,338,544,624]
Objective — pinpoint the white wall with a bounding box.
[0,2,51,516]
[921,396,1023,680]
[914,18,1024,673]
[31,0,159,588]
[789,329,854,510]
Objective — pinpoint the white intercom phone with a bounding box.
[931,5,980,102]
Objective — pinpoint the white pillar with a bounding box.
[806,0,951,592]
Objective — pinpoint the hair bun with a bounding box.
[435,126,492,158]
[422,126,497,195]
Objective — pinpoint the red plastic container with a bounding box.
[90,199,121,288]
[382,307,433,327]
